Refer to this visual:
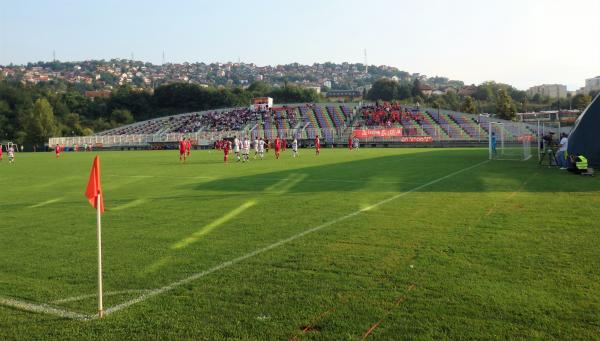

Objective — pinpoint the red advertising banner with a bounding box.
[517,134,535,142]
[400,136,433,143]
[353,128,403,138]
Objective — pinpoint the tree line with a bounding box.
[0,77,595,149]
[366,78,595,120]
[0,80,320,149]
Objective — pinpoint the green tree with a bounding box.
[111,109,134,125]
[411,78,422,97]
[397,84,412,100]
[572,94,592,110]
[433,97,447,112]
[0,100,11,139]
[268,85,320,103]
[461,96,477,114]
[495,89,516,120]
[247,81,271,96]
[367,78,398,101]
[443,92,461,111]
[474,82,495,101]
[521,98,529,113]
[27,98,58,146]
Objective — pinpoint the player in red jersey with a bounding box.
[55,144,61,159]
[179,139,187,163]
[348,135,353,151]
[274,137,281,159]
[223,140,230,163]
[0,144,3,161]
[315,135,320,155]
[282,138,287,152]
[186,139,192,157]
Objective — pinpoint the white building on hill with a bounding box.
[527,84,567,98]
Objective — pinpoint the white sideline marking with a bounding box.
[0,159,488,320]
[0,296,91,320]
[51,289,153,304]
[99,159,489,318]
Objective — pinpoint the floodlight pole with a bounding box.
[96,194,104,318]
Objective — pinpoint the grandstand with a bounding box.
[49,103,540,149]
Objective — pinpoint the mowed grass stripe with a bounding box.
[1,149,599,340]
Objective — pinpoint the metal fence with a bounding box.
[49,123,512,149]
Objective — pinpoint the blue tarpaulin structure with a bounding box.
[568,93,600,167]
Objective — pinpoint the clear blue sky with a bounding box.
[1,0,598,90]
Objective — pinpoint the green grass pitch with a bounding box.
[0,148,599,340]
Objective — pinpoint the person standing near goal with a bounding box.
[491,132,497,157]
[315,135,321,156]
[292,138,299,158]
[258,137,265,159]
[557,133,569,170]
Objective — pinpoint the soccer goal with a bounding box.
[489,122,533,161]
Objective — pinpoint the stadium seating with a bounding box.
[93,102,539,146]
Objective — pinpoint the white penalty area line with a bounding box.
[0,159,489,320]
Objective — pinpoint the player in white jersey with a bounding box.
[242,137,250,162]
[258,137,265,159]
[233,136,241,162]
[292,138,299,158]
[253,138,259,159]
[8,146,15,164]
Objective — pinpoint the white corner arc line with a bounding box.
[0,296,92,320]
[97,159,489,319]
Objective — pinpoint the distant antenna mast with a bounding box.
[53,50,56,62]
[162,50,166,65]
[131,52,134,62]
[364,49,368,74]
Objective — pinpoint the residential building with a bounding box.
[527,84,567,98]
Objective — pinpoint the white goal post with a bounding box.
[488,122,532,161]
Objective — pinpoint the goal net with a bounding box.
[489,122,533,161]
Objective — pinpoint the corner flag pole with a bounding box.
[86,155,105,319]
[96,194,104,318]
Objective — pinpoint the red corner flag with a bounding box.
[85,155,104,213]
